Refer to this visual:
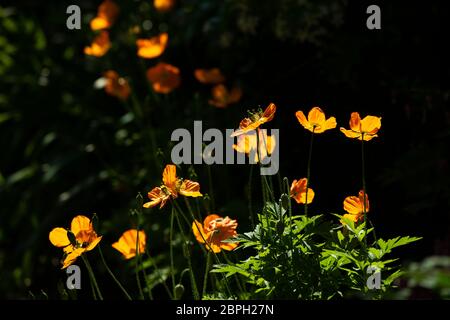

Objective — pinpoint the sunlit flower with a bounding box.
[340,112,382,141]
[112,229,146,259]
[146,62,180,94]
[154,0,176,12]
[143,164,202,209]
[342,190,370,224]
[84,31,111,57]
[194,68,225,84]
[49,215,102,269]
[192,214,238,253]
[295,107,337,133]
[136,33,168,59]
[103,70,131,100]
[290,178,314,204]
[231,103,276,137]
[90,0,120,31]
[233,130,276,163]
[208,84,242,108]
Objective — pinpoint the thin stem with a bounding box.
[207,165,216,212]
[170,206,176,298]
[247,164,254,229]
[361,135,368,247]
[98,246,132,300]
[305,128,315,215]
[135,228,145,300]
[82,255,103,300]
[202,252,212,298]
[145,248,173,299]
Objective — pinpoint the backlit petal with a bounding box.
[360,116,382,135]
[349,112,361,132]
[308,107,326,126]
[340,128,362,139]
[49,228,71,247]
[71,215,93,237]
[62,248,85,269]
[179,179,202,197]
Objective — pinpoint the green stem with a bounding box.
[98,246,132,300]
[82,255,103,300]
[145,248,173,299]
[207,165,216,212]
[305,128,315,215]
[247,164,255,229]
[135,228,145,300]
[170,206,176,297]
[202,253,212,298]
[361,135,368,247]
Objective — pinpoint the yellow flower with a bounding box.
[233,130,276,163]
[194,68,225,84]
[295,107,337,133]
[90,0,120,31]
[154,0,176,12]
[49,215,102,269]
[192,214,238,253]
[84,31,111,57]
[340,112,382,141]
[341,190,369,224]
[208,84,242,108]
[231,103,276,137]
[146,62,181,94]
[143,164,202,209]
[104,70,131,100]
[290,178,314,204]
[136,33,168,59]
[112,229,146,259]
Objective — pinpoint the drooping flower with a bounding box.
[154,0,176,12]
[112,229,146,259]
[295,107,337,133]
[84,31,111,57]
[341,190,370,224]
[49,215,102,269]
[192,214,238,253]
[340,112,382,141]
[231,103,276,137]
[233,130,276,163]
[143,164,202,209]
[208,84,242,108]
[90,0,120,31]
[194,68,225,84]
[136,33,168,59]
[103,70,131,100]
[146,62,180,94]
[290,178,314,204]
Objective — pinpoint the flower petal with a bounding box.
[85,236,102,251]
[71,216,93,237]
[360,116,382,135]
[340,128,362,139]
[343,196,362,215]
[49,228,71,247]
[308,107,326,126]
[179,179,202,197]
[62,248,85,269]
[162,164,178,192]
[349,112,361,132]
[295,110,312,131]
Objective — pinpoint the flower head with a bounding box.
[192,214,238,253]
[231,103,276,137]
[90,0,120,30]
[290,178,314,204]
[154,0,175,12]
[341,190,369,224]
[194,68,225,84]
[233,130,276,163]
[49,215,102,269]
[295,107,337,133]
[104,70,131,100]
[143,164,202,209]
[112,229,146,259]
[136,33,168,59]
[146,62,181,94]
[340,112,382,141]
[84,31,111,57]
[208,84,242,108]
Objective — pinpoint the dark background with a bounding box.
[0,0,449,299]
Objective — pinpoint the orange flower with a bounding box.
[208,84,242,108]
[342,190,369,224]
[154,0,176,12]
[340,112,382,141]
[90,0,120,30]
[233,130,276,163]
[192,214,238,253]
[290,178,314,204]
[84,31,111,57]
[231,103,276,137]
[146,62,181,94]
[194,68,225,84]
[136,33,168,59]
[112,229,146,259]
[104,70,131,100]
[49,215,102,269]
[295,107,337,133]
[143,164,202,209]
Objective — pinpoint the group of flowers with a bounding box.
[85,0,242,108]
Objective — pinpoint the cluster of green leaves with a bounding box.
[213,193,420,299]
